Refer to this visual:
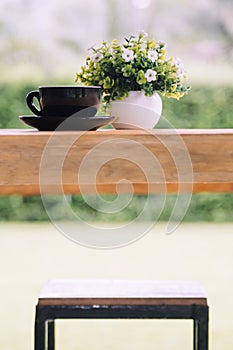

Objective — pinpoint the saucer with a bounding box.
[19,115,115,131]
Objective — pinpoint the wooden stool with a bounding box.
[35,280,209,350]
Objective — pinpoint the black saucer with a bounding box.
[19,115,115,131]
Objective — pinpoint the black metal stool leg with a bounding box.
[47,320,55,350]
[196,306,209,350]
[35,316,46,350]
[193,319,198,350]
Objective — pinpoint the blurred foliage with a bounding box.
[0,82,232,222]
[160,85,233,128]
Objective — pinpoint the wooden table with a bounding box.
[0,129,232,195]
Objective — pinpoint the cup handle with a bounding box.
[26,91,43,116]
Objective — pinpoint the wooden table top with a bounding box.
[38,279,207,306]
[0,129,232,195]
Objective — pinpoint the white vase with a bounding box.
[110,91,162,129]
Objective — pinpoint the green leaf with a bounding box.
[136,70,147,85]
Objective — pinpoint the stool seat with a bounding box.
[38,279,207,306]
[35,279,209,350]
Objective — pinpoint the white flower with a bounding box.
[157,40,167,50]
[138,30,148,38]
[145,69,157,82]
[122,49,135,62]
[174,57,183,68]
[140,43,147,52]
[174,58,185,78]
[177,68,185,78]
[147,49,158,62]
[91,53,103,62]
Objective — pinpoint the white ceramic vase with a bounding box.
[110,91,162,129]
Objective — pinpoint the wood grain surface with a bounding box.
[0,129,232,195]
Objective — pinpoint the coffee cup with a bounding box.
[26,85,101,117]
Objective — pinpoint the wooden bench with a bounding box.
[35,279,208,350]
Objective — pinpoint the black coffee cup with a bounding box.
[26,85,101,117]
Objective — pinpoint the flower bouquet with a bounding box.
[75,31,190,108]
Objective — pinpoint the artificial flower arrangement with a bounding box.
[75,31,190,107]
